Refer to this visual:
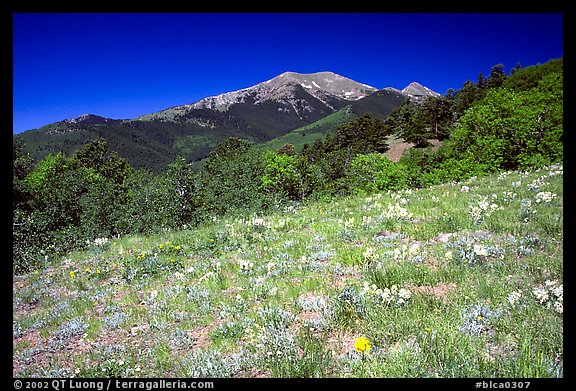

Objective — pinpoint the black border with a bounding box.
[5,1,573,387]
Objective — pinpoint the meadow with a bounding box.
[13,164,563,378]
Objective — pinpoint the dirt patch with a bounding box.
[409,282,457,302]
[385,138,442,162]
[325,330,358,357]
[190,320,223,350]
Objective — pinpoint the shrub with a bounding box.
[347,153,410,194]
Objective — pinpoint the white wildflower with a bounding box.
[554,301,563,314]
[398,288,412,300]
[535,192,557,204]
[532,286,549,304]
[239,259,254,272]
[473,244,488,257]
[507,290,522,306]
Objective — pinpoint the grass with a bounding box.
[13,164,563,378]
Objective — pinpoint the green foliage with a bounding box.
[13,138,35,210]
[324,113,391,154]
[448,75,562,171]
[199,138,274,218]
[347,153,410,194]
[260,150,303,201]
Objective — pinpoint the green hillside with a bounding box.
[257,107,355,152]
[259,88,408,152]
[13,164,563,377]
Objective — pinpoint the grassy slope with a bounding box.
[13,165,563,378]
[256,107,355,152]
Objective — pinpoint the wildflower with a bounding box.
[532,280,563,314]
[533,286,549,304]
[461,185,470,193]
[398,288,412,301]
[354,337,371,353]
[85,267,91,273]
[554,301,563,314]
[239,259,254,272]
[535,191,557,204]
[96,269,101,274]
[473,244,488,257]
[69,271,75,279]
[507,290,522,306]
[363,247,376,261]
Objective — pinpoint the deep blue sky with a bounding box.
[13,13,564,134]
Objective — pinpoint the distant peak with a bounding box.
[401,82,440,98]
[265,71,377,100]
[63,114,113,124]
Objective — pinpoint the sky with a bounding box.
[12,12,564,134]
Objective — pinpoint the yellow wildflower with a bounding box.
[354,337,371,353]
[69,271,75,279]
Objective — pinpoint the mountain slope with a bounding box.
[17,72,438,172]
[258,87,410,152]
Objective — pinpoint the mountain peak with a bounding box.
[265,71,377,100]
[401,82,440,101]
[63,114,114,125]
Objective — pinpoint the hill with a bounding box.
[13,164,563,377]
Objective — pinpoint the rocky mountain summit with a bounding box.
[401,81,441,102]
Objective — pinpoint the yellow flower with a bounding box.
[477,315,483,321]
[159,243,164,249]
[425,327,431,332]
[85,267,91,273]
[354,337,371,353]
[96,269,101,274]
[166,241,170,246]
[69,271,75,279]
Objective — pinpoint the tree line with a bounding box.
[13,58,563,273]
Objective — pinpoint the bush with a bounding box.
[198,139,275,219]
[347,153,410,194]
[260,150,303,201]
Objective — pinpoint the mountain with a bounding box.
[16,72,439,172]
[401,82,441,102]
[62,114,116,125]
[137,71,377,125]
